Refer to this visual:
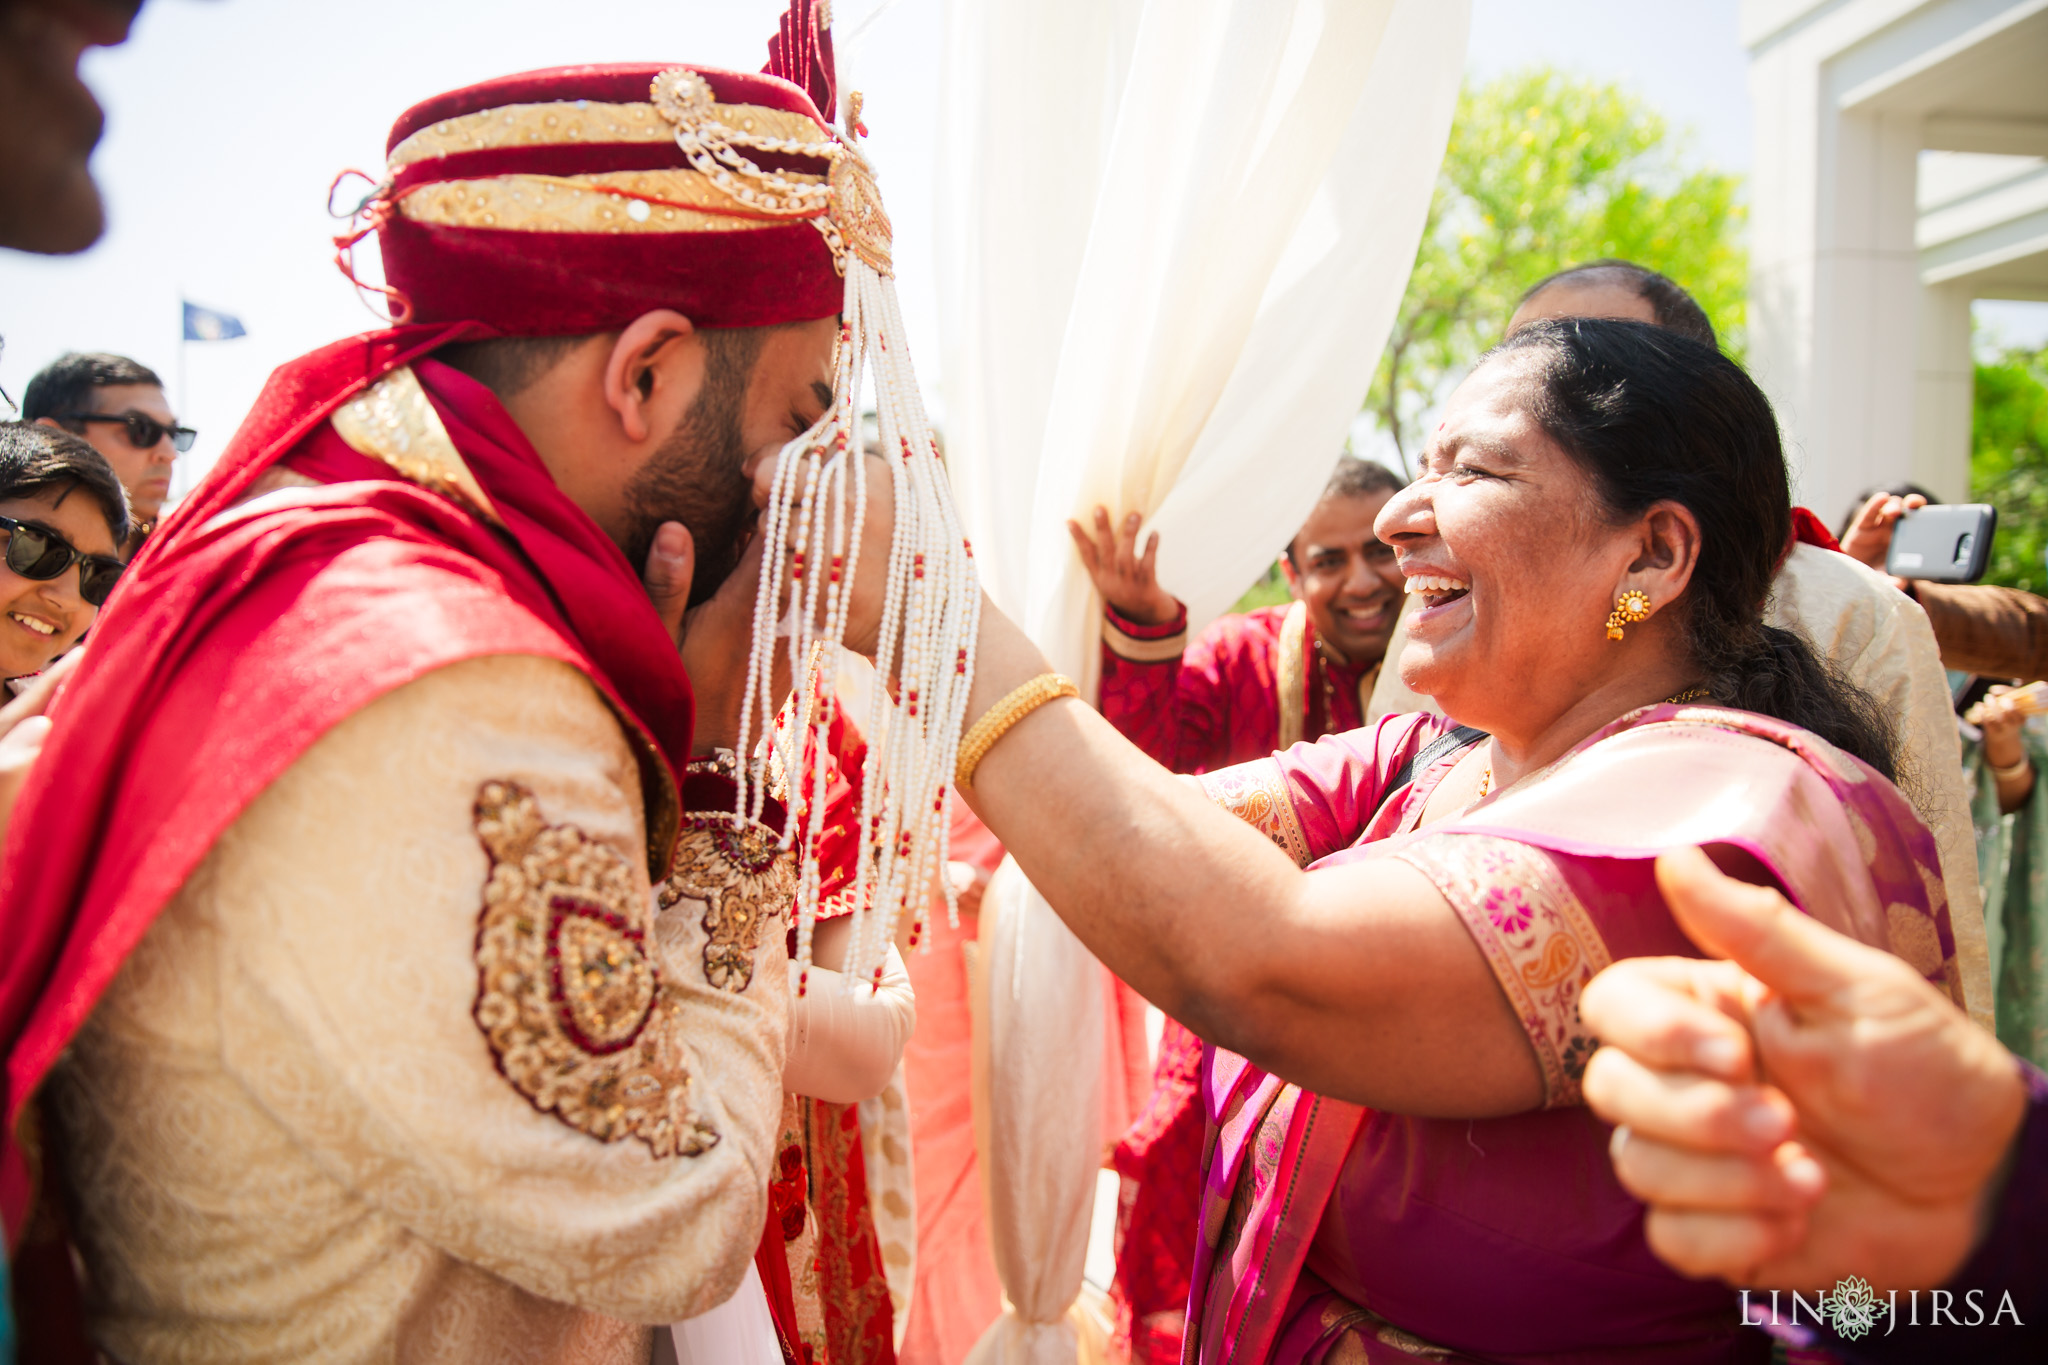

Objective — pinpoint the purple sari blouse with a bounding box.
[1186,705,1961,1365]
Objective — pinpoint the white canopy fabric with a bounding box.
[935,2,1470,1361]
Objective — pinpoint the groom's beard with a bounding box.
[623,382,756,608]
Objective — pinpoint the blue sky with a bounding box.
[0,0,2035,494]
[1466,0,1752,171]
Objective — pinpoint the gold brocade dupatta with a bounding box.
[1274,601,1378,750]
[1275,602,1309,750]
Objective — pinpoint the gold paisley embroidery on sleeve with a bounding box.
[660,812,796,993]
[1394,833,1612,1108]
[1198,758,1311,867]
[472,780,719,1157]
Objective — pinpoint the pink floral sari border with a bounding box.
[1394,833,1612,1107]
[1200,759,1313,868]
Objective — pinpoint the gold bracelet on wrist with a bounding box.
[956,673,1080,789]
[1989,753,2032,782]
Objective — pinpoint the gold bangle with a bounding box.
[956,673,1080,789]
[1990,753,2032,782]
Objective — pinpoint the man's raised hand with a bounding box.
[1838,489,1926,588]
[1066,506,1178,627]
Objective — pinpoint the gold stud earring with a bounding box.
[1606,589,1651,641]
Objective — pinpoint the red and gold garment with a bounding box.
[1099,600,1377,774]
[2,44,848,1241]
[749,699,898,1365]
[1096,597,1377,1364]
[759,1094,898,1365]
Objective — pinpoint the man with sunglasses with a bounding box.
[24,351,190,548]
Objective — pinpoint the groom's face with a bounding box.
[621,316,838,605]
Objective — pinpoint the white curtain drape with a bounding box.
[937,2,1469,1361]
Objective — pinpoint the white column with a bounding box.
[1745,24,1820,498]
[1913,281,1976,502]
[1748,32,1924,521]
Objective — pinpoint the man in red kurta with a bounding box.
[0,10,885,1360]
[1067,455,1408,1363]
[1078,457,1408,773]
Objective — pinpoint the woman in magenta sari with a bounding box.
[1174,321,1960,1364]
[1186,698,1955,1363]
[949,317,1963,1364]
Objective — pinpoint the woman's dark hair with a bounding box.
[0,421,132,546]
[1487,318,1899,781]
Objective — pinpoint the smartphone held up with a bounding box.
[1887,503,1997,583]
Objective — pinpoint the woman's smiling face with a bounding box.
[1374,353,1648,735]
[0,487,120,679]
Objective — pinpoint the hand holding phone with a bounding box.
[1886,503,1997,583]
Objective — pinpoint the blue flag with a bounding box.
[182,301,246,342]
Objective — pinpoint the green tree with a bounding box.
[1971,345,2048,593]
[1233,559,1291,613]
[1368,69,1747,469]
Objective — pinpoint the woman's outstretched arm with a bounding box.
[957,596,1541,1116]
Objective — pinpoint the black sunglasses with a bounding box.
[0,516,126,606]
[62,410,197,453]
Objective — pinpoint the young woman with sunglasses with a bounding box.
[0,423,129,681]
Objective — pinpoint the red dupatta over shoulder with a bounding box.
[0,332,698,1243]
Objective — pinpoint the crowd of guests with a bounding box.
[5,1,2048,1363]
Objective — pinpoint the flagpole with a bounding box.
[176,294,189,419]
[174,295,189,507]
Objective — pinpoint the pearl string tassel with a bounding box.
[728,112,980,991]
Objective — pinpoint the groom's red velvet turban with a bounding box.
[368,62,846,334]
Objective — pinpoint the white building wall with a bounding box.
[1744,0,2048,522]
[1916,281,1976,499]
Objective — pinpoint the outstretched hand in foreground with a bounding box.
[1580,846,2026,1291]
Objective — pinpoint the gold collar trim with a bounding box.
[330,366,501,527]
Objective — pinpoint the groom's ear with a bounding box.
[602,310,704,446]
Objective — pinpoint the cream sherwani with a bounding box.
[44,654,791,1365]
[1369,544,1992,1026]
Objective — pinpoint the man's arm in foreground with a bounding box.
[1913,581,2048,683]
[1579,848,2035,1337]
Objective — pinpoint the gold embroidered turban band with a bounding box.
[339,55,886,332]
